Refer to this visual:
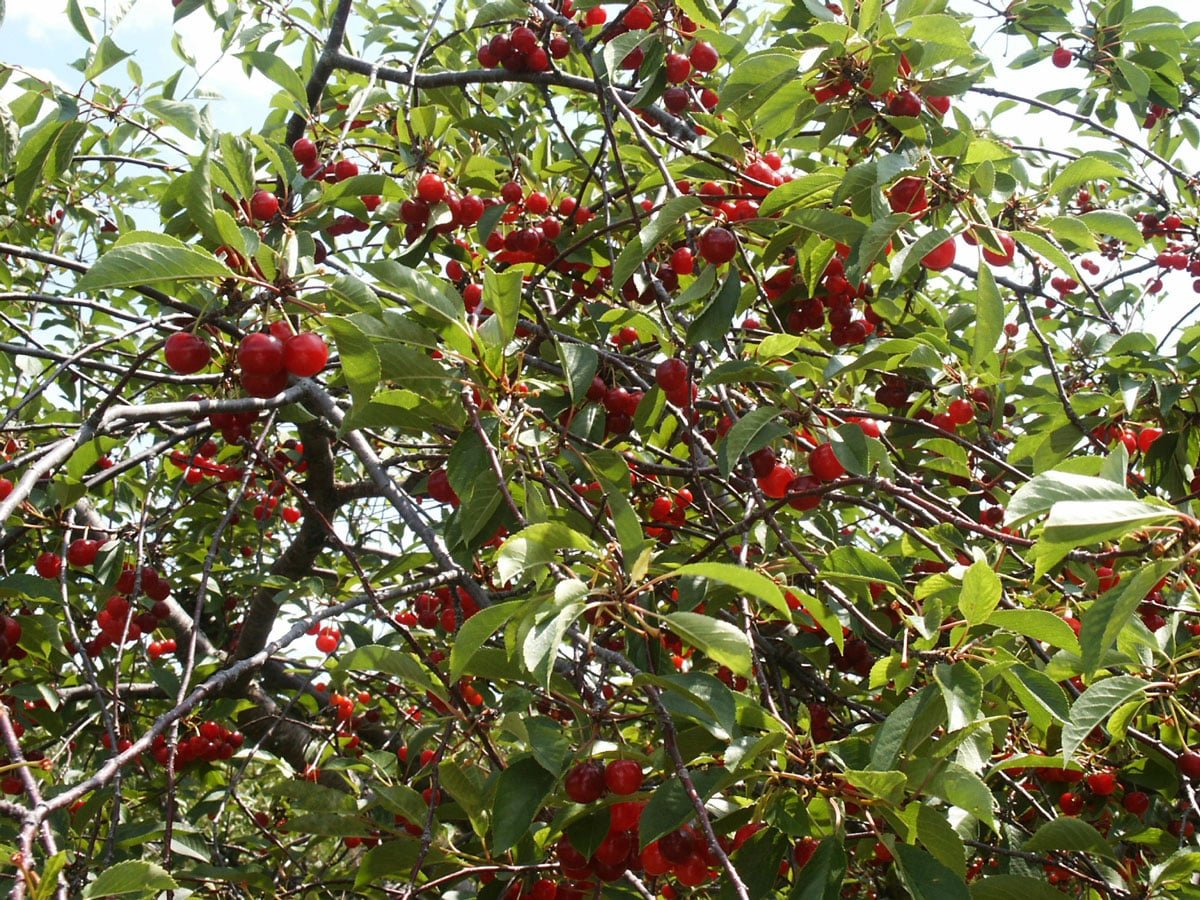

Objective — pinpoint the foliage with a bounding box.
[1,0,1200,897]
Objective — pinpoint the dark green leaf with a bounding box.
[1061,676,1149,761]
[491,756,556,852]
[664,611,752,676]
[83,861,177,898]
[612,195,702,289]
[894,843,970,900]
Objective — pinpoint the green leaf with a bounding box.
[972,263,1004,369]
[85,35,131,79]
[672,562,786,617]
[870,686,943,771]
[729,826,790,899]
[934,662,982,732]
[491,757,556,853]
[986,610,1081,654]
[558,342,599,406]
[31,852,68,900]
[822,546,903,588]
[612,195,702,289]
[789,838,846,900]
[1079,560,1176,676]
[664,611,752,676]
[523,602,585,688]
[759,173,842,217]
[1023,816,1115,858]
[76,233,233,291]
[11,117,85,211]
[1061,676,1150,761]
[846,212,910,284]
[449,600,524,680]
[1013,230,1079,279]
[327,316,382,410]
[1041,498,1178,548]
[496,524,596,584]
[83,861,178,898]
[915,804,966,877]
[688,268,741,345]
[639,769,727,847]
[1006,471,1138,527]
[844,769,907,805]
[1049,154,1128,195]
[1000,665,1069,732]
[525,716,571,774]
[959,561,1001,625]
[66,0,93,41]
[934,764,997,831]
[719,406,787,478]
[354,842,422,889]
[893,843,970,900]
[238,51,310,113]
[1080,210,1144,247]
[484,268,523,346]
[970,876,1074,900]
[890,228,952,280]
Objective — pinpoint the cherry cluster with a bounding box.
[396,586,483,633]
[150,720,244,767]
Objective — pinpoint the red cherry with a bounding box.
[758,463,795,499]
[1058,791,1084,815]
[793,836,818,868]
[250,190,279,221]
[240,369,289,399]
[604,759,643,795]
[283,333,329,377]
[665,52,691,83]
[1052,46,1072,68]
[623,2,654,28]
[1087,771,1117,796]
[1137,427,1163,453]
[689,41,719,73]
[333,159,359,182]
[416,172,447,204]
[584,6,606,25]
[510,25,538,55]
[1180,750,1200,779]
[500,181,524,204]
[787,474,822,511]
[888,177,928,214]
[163,332,211,375]
[0,478,11,501]
[670,247,695,274]
[659,826,696,864]
[947,398,975,425]
[292,138,318,166]
[564,760,606,803]
[67,539,101,568]
[238,333,285,376]
[982,234,1017,266]
[697,226,737,265]
[926,95,951,116]
[1122,791,1150,815]
[655,358,688,393]
[920,237,956,271]
[887,89,922,117]
[35,552,63,580]
[808,443,845,481]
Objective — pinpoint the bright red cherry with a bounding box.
[697,226,737,265]
[283,333,329,377]
[67,539,101,568]
[0,478,11,501]
[793,836,818,868]
[1058,791,1084,815]
[671,246,695,275]
[926,95,951,116]
[983,234,1017,266]
[758,463,795,499]
[292,138,318,166]
[921,237,956,271]
[947,398,975,425]
[1137,427,1163,453]
[333,159,359,182]
[163,332,211,375]
[604,759,643,795]
[238,333,285,376]
[240,369,289,399]
[624,2,654,28]
[1086,771,1117,796]
[689,41,719,73]
[564,760,606,803]
[500,181,524,204]
[808,443,845,481]
[665,52,691,83]
[35,552,62,580]
[416,172,447,204]
[888,177,928,214]
[1052,46,1072,68]
[250,190,279,221]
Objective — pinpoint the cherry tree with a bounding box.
[1,0,1199,896]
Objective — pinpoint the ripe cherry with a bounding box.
[238,333,285,376]
[758,463,795,499]
[416,172,447,204]
[982,234,1017,266]
[604,759,643,795]
[1180,750,1200,779]
[292,138,318,166]
[793,836,818,868]
[564,760,606,803]
[1052,46,1072,68]
[888,90,922,118]
[655,358,688,393]
[888,177,928,215]
[67,539,101,567]
[1059,791,1084,815]
[665,52,691,83]
[659,826,696,864]
[921,237,956,271]
[250,190,279,221]
[689,41,719,73]
[1122,791,1150,815]
[35,552,62,580]
[283,332,329,377]
[500,181,524,204]
[808,443,845,481]
[947,398,975,425]
[163,332,211,375]
[697,226,737,265]
[1086,771,1117,796]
